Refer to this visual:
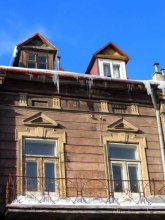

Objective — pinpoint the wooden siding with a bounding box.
[0,104,163,180]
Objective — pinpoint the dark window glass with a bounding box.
[112,164,123,192]
[38,55,46,63]
[38,55,47,69]
[29,53,35,61]
[25,139,55,156]
[113,64,120,78]
[38,63,46,69]
[44,162,55,192]
[28,62,35,68]
[128,165,139,192]
[103,63,111,77]
[26,161,38,191]
[109,144,136,160]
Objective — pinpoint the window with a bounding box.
[99,59,126,79]
[28,53,35,68]
[103,63,111,77]
[108,143,141,193]
[27,53,47,69]
[23,138,57,193]
[113,64,120,78]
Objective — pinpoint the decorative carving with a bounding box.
[102,134,150,196]
[19,93,27,106]
[107,118,139,133]
[101,101,109,113]
[131,104,139,115]
[24,112,59,127]
[111,104,127,114]
[16,127,66,197]
[0,77,5,85]
[52,97,61,109]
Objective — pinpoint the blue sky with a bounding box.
[0,0,164,80]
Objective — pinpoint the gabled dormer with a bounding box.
[85,42,129,79]
[11,33,58,70]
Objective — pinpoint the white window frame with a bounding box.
[98,59,127,79]
[23,138,58,195]
[108,143,142,195]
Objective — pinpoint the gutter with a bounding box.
[145,81,165,180]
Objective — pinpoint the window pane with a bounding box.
[38,63,46,69]
[44,162,55,192]
[103,63,111,77]
[28,62,35,68]
[29,53,35,61]
[128,165,139,193]
[26,161,37,191]
[38,55,47,69]
[112,164,123,192]
[25,139,55,156]
[113,64,120,78]
[109,144,137,160]
[38,55,46,63]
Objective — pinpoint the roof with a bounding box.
[0,65,160,88]
[11,33,58,67]
[85,42,130,74]
[17,32,58,51]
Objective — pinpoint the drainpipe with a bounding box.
[150,87,165,180]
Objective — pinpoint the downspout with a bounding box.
[147,82,165,180]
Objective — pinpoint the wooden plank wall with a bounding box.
[0,107,161,180]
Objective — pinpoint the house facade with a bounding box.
[1,33,165,219]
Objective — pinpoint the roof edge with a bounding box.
[16,32,58,51]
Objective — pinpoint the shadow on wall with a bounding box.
[0,108,20,215]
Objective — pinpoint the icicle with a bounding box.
[143,81,152,95]
[88,78,93,91]
[144,80,165,95]
[86,78,93,97]
[52,74,60,94]
[75,75,79,82]
[157,81,165,95]
[29,74,33,80]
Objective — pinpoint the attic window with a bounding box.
[27,53,48,69]
[113,64,120,79]
[38,55,47,69]
[99,59,126,79]
[103,63,111,77]
[28,53,35,68]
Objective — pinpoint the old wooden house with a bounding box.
[1,33,165,220]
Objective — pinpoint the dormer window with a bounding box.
[103,63,121,78]
[27,53,48,69]
[85,41,129,79]
[103,63,111,77]
[99,59,126,79]
[113,64,120,79]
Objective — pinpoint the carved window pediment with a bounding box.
[24,112,58,127]
[107,118,139,133]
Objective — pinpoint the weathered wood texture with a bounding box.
[0,105,162,180]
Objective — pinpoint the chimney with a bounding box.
[161,69,165,76]
[152,63,165,81]
[154,63,159,72]
[57,56,61,71]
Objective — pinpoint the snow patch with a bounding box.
[10,195,165,208]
